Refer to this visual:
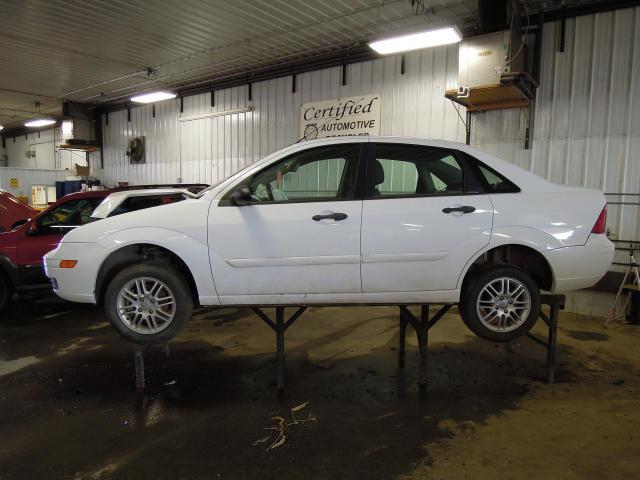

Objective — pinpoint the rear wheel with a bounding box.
[460,266,540,342]
[104,263,193,345]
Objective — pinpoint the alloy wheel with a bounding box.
[116,277,176,334]
[475,276,532,333]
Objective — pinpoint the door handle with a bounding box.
[442,205,475,214]
[312,212,348,221]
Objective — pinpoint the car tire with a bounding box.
[104,262,193,345]
[459,265,540,343]
[0,273,13,314]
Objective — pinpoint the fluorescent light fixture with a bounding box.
[24,118,56,127]
[0,125,3,131]
[179,106,254,122]
[130,91,177,103]
[369,26,462,55]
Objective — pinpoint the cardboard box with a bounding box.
[74,164,90,177]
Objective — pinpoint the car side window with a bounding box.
[39,198,103,234]
[476,164,520,193]
[245,144,361,204]
[108,194,186,217]
[370,144,464,197]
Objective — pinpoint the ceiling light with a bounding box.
[369,26,462,55]
[24,118,56,127]
[0,125,4,131]
[130,91,177,103]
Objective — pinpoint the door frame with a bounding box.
[361,141,486,200]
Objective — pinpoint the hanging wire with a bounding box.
[506,1,530,65]
[451,101,467,129]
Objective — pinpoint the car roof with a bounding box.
[104,188,190,199]
[57,189,114,200]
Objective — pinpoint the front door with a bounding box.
[361,142,493,293]
[208,142,365,302]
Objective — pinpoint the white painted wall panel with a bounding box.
[0,167,68,201]
[4,127,89,171]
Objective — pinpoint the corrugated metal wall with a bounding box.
[94,7,640,250]
[474,8,640,246]
[101,42,463,186]
[4,127,89,170]
[0,166,68,200]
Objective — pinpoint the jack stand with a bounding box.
[398,295,564,386]
[398,304,452,386]
[605,246,640,327]
[134,347,147,394]
[524,294,564,382]
[252,306,307,390]
[132,343,170,394]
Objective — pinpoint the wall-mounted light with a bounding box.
[369,26,462,55]
[24,118,56,127]
[131,91,177,104]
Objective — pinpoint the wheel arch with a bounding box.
[459,243,555,294]
[0,254,19,288]
[95,243,199,306]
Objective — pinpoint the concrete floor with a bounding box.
[1,296,639,480]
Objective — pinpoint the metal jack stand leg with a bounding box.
[132,343,170,394]
[134,347,147,394]
[398,304,452,387]
[252,306,307,390]
[525,294,564,383]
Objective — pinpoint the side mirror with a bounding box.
[26,221,38,236]
[231,186,252,206]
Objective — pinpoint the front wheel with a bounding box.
[104,263,193,345]
[0,274,14,314]
[460,266,540,342]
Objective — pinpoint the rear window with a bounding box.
[477,164,519,193]
[108,194,186,217]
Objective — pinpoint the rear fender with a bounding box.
[456,226,562,289]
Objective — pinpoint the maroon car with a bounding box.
[0,190,37,232]
[0,190,112,311]
[0,185,207,312]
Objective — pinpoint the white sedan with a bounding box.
[44,137,614,345]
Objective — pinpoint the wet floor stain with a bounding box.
[1,297,639,479]
[564,330,609,342]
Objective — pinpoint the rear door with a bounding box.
[361,142,493,293]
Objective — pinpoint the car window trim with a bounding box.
[461,151,521,194]
[363,142,483,200]
[218,142,368,206]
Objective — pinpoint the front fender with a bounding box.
[455,226,562,289]
[96,227,218,302]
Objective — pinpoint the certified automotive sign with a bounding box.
[299,94,381,140]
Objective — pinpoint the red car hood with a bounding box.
[0,191,36,232]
